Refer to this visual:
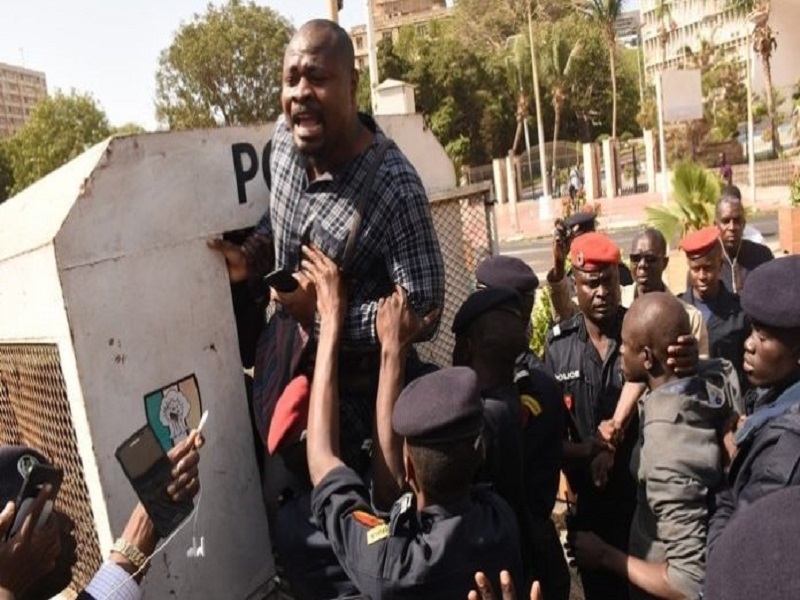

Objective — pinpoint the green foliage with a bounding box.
[0,141,13,203]
[381,19,516,166]
[529,286,553,359]
[645,161,721,243]
[4,90,111,196]
[155,0,293,130]
[112,123,147,136]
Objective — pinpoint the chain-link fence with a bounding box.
[415,183,496,368]
[731,157,796,188]
[0,344,103,595]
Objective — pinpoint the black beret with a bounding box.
[0,446,49,506]
[452,287,521,335]
[392,367,483,445]
[740,256,800,329]
[563,211,597,233]
[618,263,634,286]
[476,256,539,293]
[705,486,800,600]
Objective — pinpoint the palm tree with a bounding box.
[655,0,676,67]
[543,33,582,175]
[728,0,780,156]
[584,0,626,139]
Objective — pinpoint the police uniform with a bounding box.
[543,233,636,600]
[678,227,749,387]
[453,288,540,589]
[311,368,524,599]
[708,257,800,557]
[475,256,570,600]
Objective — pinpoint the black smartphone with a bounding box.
[115,425,193,538]
[262,268,299,294]
[5,463,63,541]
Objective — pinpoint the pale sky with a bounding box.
[0,1,368,130]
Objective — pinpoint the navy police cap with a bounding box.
[452,287,522,335]
[476,256,539,293]
[741,256,800,329]
[392,367,483,445]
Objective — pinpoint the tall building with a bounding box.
[350,0,452,71]
[0,62,47,139]
[639,0,747,80]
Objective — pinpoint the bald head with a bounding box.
[622,292,690,381]
[291,19,355,71]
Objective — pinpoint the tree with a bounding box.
[542,29,582,176]
[5,90,110,195]
[0,141,13,203]
[155,0,293,130]
[583,0,626,139]
[728,0,779,156]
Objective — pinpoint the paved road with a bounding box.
[499,212,778,277]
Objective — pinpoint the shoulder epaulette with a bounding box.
[546,314,581,342]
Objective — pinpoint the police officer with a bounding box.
[475,256,570,600]
[543,232,636,600]
[708,256,800,555]
[304,247,523,599]
[678,226,749,386]
[547,212,633,323]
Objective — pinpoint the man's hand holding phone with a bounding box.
[0,485,62,598]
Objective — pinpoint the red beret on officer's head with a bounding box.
[680,226,720,259]
[569,232,621,272]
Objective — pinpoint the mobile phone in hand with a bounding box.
[262,268,299,294]
[5,463,63,541]
[115,425,193,538]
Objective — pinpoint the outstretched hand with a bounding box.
[376,286,440,351]
[467,570,542,600]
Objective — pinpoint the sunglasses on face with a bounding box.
[630,253,661,265]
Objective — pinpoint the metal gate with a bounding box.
[0,344,103,594]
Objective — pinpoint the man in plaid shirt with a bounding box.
[210,23,444,348]
[209,18,445,599]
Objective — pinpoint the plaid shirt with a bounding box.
[254,114,445,348]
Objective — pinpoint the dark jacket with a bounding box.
[680,284,749,387]
[708,381,800,555]
[720,239,773,295]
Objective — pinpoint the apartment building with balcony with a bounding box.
[350,0,452,70]
[0,63,47,138]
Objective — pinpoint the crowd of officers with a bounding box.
[259,187,800,600]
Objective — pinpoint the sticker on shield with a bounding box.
[144,375,203,452]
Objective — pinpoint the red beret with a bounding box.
[570,232,621,272]
[267,374,310,455]
[680,226,720,258]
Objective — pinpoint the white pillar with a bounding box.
[493,159,507,204]
[745,42,757,204]
[583,143,598,202]
[655,72,669,205]
[365,0,380,114]
[505,155,519,231]
[644,129,657,193]
[602,138,617,200]
[327,0,339,22]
